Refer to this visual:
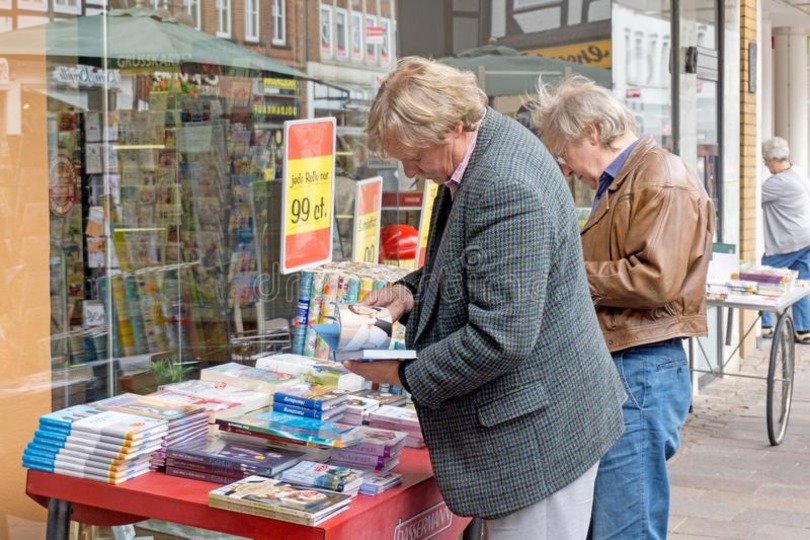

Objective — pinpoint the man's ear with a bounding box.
[585,124,599,146]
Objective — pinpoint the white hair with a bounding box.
[762,137,790,161]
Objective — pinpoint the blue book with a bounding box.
[215,408,361,448]
[272,402,347,421]
[272,383,350,411]
[38,404,104,434]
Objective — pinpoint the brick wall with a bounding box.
[739,0,758,355]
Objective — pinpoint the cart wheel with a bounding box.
[766,313,795,445]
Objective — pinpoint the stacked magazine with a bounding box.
[215,408,363,448]
[328,425,407,473]
[159,379,271,414]
[278,460,366,495]
[165,434,304,484]
[94,393,209,470]
[208,475,353,526]
[358,471,403,496]
[200,362,299,394]
[23,404,168,484]
[368,406,424,448]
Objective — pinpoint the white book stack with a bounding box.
[367,406,424,448]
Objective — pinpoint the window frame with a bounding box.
[320,4,334,58]
[350,10,363,61]
[216,0,232,39]
[184,0,202,31]
[272,0,286,46]
[53,0,81,15]
[245,0,260,43]
[335,7,349,59]
[365,14,378,64]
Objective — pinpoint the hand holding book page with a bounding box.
[357,283,414,322]
[313,303,416,362]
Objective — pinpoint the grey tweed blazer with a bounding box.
[399,108,626,519]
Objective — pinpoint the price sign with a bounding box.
[416,181,440,268]
[352,176,383,263]
[281,118,336,274]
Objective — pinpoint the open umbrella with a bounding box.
[440,44,611,96]
[0,7,308,78]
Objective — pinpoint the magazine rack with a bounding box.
[26,448,472,540]
[691,286,810,445]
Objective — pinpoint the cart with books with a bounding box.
[26,447,472,540]
[694,278,810,445]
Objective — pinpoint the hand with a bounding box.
[359,283,414,322]
[343,360,403,387]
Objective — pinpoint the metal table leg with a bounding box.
[46,498,71,540]
[462,517,483,539]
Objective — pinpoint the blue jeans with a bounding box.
[761,246,810,332]
[589,339,692,540]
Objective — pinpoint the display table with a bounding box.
[26,448,472,540]
[693,286,810,445]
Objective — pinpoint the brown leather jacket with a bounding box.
[581,136,715,352]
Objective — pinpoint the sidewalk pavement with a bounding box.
[668,339,810,539]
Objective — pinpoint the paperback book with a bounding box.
[215,409,362,448]
[200,362,298,394]
[272,383,350,411]
[313,303,416,362]
[278,460,366,494]
[208,475,353,526]
[166,435,304,477]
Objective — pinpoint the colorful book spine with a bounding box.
[292,270,314,355]
[110,275,136,356]
[272,402,343,420]
[302,272,326,357]
[124,274,147,354]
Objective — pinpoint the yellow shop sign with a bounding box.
[526,39,611,69]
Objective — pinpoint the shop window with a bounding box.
[365,14,377,64]
[216,0,232,38]
[0,0,10,8]
[54,0,81,15]
[272,0,286,46]
[350,10,363,61]
[184,0,202,31]
[379,17,392,66]
[335,8,348,59]
[320,5,333,58]
[17,0,46,11]
[245,0,260,42]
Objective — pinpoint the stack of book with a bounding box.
[215,408,363,449]
[358,471,403,496]
[22,404,168,484]
[208,475,353,526]
[165,434,304,484]
[328,426,406,473]
[272,383,351,422]
[200,362,299,394]
[94,393,209,470]
[354,388,407,408]
[153,379,270,422]
[368,406,424,448]
[340,395,380,426]
[278,460,367,495]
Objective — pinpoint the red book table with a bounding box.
[26,448,474,540]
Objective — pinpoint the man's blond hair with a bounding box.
[365,56,488,153]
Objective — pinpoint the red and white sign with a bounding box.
[281,117,336,274]
[352,176,383,264]
[366,26,385,45]
[625,87,641,99]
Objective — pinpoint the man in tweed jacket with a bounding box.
[345,57,625,539]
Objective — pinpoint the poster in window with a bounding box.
[320,6,333,58]
[351,11,363,61]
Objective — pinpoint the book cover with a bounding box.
[165,465,243,485]
[313,303,416,362]
[33,428,166,452]
[278,460,366,493]
[215,409,361,448]
[208,475,352,526]
[359,472,403,495]
[65,410,169,441]
[166,436,303,476]
[272,383,350,411]
[351,389,407,407]
[95,393,206,422]
[148,389,244,421]
[200,362,297,394]
[38,404,104,434]
[159,379,270,411]
[330,450,400,472]
[272,402,347,422]
[336,426,407,457]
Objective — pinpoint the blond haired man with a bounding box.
[344,57,625,539]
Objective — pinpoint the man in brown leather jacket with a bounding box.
[532,76,715,540]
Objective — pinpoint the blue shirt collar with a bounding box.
[591,139,640,212]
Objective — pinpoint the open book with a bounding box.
[313,303,416,362]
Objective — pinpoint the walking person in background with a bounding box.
[531,75,715,540]
[760,137,810,343]
[345,57,626,540]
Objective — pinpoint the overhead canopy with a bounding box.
[0,7,309,78]
[439,44,611,97]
